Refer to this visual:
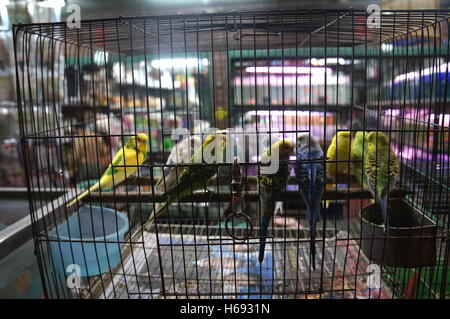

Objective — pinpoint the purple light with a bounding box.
[384,109,401,117]
[394,144,450,163]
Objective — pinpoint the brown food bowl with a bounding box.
[361,199,437,268]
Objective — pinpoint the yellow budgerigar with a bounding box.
[67,133,149,207]
[325,131,351,207]
[326,131,352,179]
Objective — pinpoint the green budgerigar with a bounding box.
[143,132,227,230]
[364,131,399,233]
[153,136,202,215]
[258,140,295,263]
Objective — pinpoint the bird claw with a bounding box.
[274,201,284,216]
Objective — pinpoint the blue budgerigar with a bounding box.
[295,133,325,270]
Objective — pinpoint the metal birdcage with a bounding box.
[13,9,450,299]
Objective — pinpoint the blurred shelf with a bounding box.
[61,104,200,118]
[121,106,199,114]
[234,104,351,112]
[117,83,173,95]
[61,104,122,116]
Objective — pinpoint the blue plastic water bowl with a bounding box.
[48,205,129,277]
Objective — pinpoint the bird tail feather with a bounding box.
[142,201,169,231]
[67,182,100,207]
[379,196,389,235]
[325,183,333,208]
[310,213,317,271]
[259,214,271,264]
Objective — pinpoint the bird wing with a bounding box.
[364,150,378,180]
[296,148,311,185]
[296,159,312,211]
[104,149,125,177]
[97,147,140,189]
[388,150,399,178]
[154,156,175,192]
[259,181,274,216]
[156,136,201,192]
[365,149,390,198]
[326,142,337,177]
[156,166,185,194]
[166,143,205,196]
[165,160,217,202]
[312,162,325,209]
[351,132,367,161]
[365,147,398,179]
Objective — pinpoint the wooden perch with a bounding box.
[79,188,410,203]
[122,174,358,187]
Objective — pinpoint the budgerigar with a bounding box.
[350,131,369,190]
[258,140,295,263]
[67,133,149,207]
[325,131,351,207]
[295,133,325,270]
[154,135,202,214]
[326,131,352,179]
[364,131,399,233]
[143,131,227,230]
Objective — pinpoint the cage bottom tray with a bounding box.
[78,221,392,299]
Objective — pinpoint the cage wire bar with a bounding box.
[13,10,450,299]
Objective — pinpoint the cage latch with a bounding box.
[225,157,253,242]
